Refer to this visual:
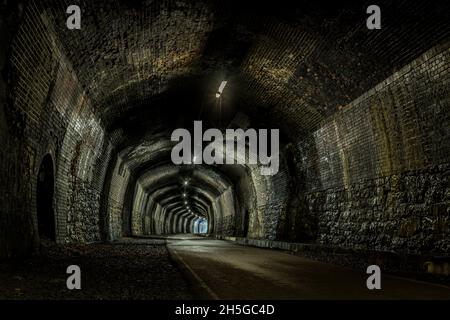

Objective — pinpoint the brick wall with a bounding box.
[0,3,114,256]
[293,41,450,254]
[105,156,131,241]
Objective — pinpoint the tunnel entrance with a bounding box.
[36,154,56,241]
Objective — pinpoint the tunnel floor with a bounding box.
[167,236,450,300]
[0,240,193,300]
[1,237,449,300]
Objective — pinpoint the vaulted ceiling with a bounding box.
[29,0,450,232]
[40,0,450,139]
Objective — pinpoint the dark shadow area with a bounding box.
[36,154,55,241]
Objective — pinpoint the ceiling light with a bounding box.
[216,80,227,98]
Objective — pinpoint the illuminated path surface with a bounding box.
[167,236,450,300]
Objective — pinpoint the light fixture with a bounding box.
[183,193,186,197]
[216,80,227,98]
[184,180,188,185]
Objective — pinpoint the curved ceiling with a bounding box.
[41,0,450,137]
[32,0,450,236]
[135,164,234,229]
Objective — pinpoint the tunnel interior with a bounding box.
[0,0,449,287]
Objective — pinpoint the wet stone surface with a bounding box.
[0,241,193,299]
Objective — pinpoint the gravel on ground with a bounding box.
[0,240,194,300]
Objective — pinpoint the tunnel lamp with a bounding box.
[184,180,188,185]
[216,81,227,98]
[183,193,186,197]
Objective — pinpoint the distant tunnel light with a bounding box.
[193,217,209,234]
[216,81,228,98]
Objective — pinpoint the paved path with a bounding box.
[167,237,450,300]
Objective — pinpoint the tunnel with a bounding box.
[0,0,450,303]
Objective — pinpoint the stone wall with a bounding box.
[293,41,450,254]
[131,183,146,236]
[264,162,289,240]
[0,3,114,257]
[105,156,131,241]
